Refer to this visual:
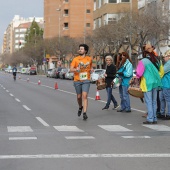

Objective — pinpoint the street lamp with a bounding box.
[56,8,61,61]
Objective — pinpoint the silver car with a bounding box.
[90,69,106,83]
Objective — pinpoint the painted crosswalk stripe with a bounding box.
[9,137,37,140]
[15,98,21,102]
[7,126,33,132]
[9,93,14,96]
[6,90,9,92]
[143,125,170,131]
[54,126,84,132]
[65,136,95,139]
[23,105,31,111]
[98,125,133,132]
[36,117,49,127]
[122,136,151,139]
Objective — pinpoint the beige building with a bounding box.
[44,0,94,40]
[93,0,138,29]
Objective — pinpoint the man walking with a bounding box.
[70,44,93,120]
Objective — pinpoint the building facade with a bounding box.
[44,0,94,40]
[3,15,44,54]
[93,0,138,29]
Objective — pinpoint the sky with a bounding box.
[0,0,43,52]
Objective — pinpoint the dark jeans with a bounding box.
[105,87,118,107]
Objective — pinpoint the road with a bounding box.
[0,72,170,170]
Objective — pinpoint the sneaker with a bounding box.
[162,115,170,120]
[113,105,119,109]
[117,109,125,112]
[78,106,83,117]
[83,112,88,120]
[126,110,131,113]
[102,106,109,110]
[157,114,165,119]
[143,121,153,124]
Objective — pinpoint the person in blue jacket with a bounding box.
[116,52,133,112]
[158,49,170,120]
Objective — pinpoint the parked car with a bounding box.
[21,68,29,74]
[29,67,37,75]
[65,69,74,80]
[59,68,68,79]
[90,69,106,83]
[55,67,63,78]
[46,69,52,77]
[49,68,57,78]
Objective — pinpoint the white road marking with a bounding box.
[7,126,33,132]
[65,136,95,139]
[23,105,31,111]
[143,125,170,131]
[6,90,9,92]
[54,126,84,132]
[15,98,21,102]
[0,154,170,159]
[122,136,151,139]
[36,117,49,127]
[9,137,37,140]
[3,87,6,89]
[9,93,14,96]
[98,125,133,132]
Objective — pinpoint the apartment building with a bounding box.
[3,15,44,54]
[44,0,94,40]
[94,0,138,29]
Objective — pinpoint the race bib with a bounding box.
[79,72,87,80]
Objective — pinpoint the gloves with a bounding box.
[117,72,123,76]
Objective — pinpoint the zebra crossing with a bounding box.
[4,124,170,141]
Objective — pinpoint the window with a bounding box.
[86,23,90,27]
[109,0,117,3]
[64,23,69,29]
[86,9,90,13]
[64,9,69,16]
[121,0,130,2]
[65,0,69,2]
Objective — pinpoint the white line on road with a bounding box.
[15,98,21,102]
[6,90,9,92]
[9,137,37,140]
[122,136,151,139]
[54,126,84,132]
[9,93,14,96]
[98,125,133,132]
[36,117,49,127]
[65,136,95,139]
[1,153,170,159]
[143,124,170,131]
[3,87,6,89]
[7,126,33,132]
[23,105,31,111]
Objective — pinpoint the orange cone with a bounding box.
[27,78,29,82]
[95,90,101,100]
[38,79,41,85]
[54,82,58,89]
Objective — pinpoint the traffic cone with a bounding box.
[54,82,58,89]
[18,76,21,79]
[27,78,29,82]
[95,90,101,100]
[38,79,41,85]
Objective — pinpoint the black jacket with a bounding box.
[105,64,116,87]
